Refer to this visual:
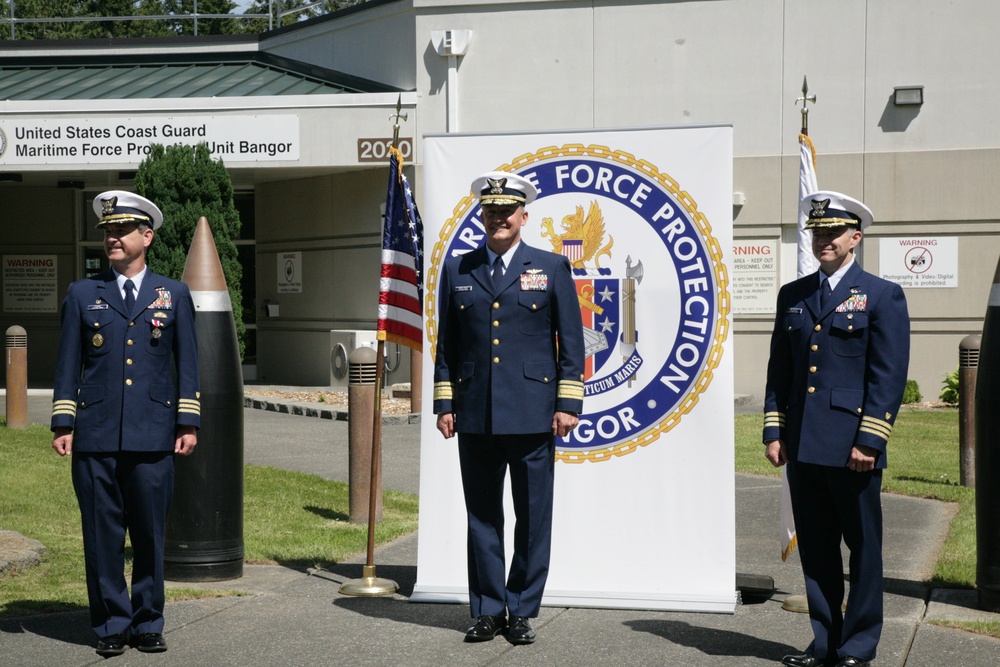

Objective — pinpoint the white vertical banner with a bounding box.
[415,126,735,612]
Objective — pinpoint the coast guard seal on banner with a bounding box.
[427,144,730,463]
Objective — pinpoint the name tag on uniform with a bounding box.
[520,273,548,291]
[836,294,867,312]
[87,303,109,310]
[454,285,473,292]
[786,307,802,314]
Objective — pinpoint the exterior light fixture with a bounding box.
[893,85,924,106]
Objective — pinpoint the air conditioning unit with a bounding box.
[329,330,378,388]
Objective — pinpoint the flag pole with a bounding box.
[781,75,817,614]
[339,96,408,597]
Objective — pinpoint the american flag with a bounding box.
[377,146,424,352]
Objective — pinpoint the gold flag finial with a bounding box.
[390,94,408,148]
[797,75,817,135]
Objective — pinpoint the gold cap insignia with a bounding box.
[810,198,830,217]
[101,196,118,216]
[487,177,507,195]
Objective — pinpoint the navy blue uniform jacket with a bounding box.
[433,243,585,433]
[51,270,200,449]
[763,261,909,468]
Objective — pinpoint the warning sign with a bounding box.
[878,237,957,288]
[277,252,302,293]
[3,255,59,313]
[731,240,778,314]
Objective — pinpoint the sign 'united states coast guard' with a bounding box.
[426,144,729,463]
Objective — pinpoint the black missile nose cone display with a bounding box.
[975,255,1000,611]
[166,217,245,581]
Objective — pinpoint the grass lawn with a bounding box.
[737,407,974,587]
[1,408,975,623]
[0,421,418,619]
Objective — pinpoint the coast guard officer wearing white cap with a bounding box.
[763,191,910,667]
[51,190,200,656]
[434,172,585,645]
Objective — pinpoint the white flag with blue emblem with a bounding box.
[780,132,820,562]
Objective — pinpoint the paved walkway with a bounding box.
[1,388,998,666]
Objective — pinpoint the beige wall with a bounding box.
[0,187,78,383]
[254,169,413,386]
[731,147,1000,402]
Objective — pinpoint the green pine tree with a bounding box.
[134,142,246,359]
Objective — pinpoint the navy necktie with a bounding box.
[492,256,504,291]
[820,278,832,309]
[124,279,135,314]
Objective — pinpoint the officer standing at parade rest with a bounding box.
[434,171,585,644]
[763,191,910,667]
[51,191,200,657]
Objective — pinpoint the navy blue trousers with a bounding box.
[457,432,555,618]
[72,452,174,638]
[787,461,884,662]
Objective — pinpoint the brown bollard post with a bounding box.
[960,335,980,487]
[5,326,28,429]
[348,346,382,523]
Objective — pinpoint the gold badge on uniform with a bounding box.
[92,333,104,348]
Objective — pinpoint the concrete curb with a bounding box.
[242,396,421,425]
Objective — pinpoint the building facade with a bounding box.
[1,0,996,401]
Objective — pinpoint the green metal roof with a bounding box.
[0,52,401,100]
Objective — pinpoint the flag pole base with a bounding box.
[339,565,398,597]
[782,594,809,613]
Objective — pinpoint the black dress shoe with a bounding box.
[507,616,537,645]
[134,632,168,653]
[833,658,869,667]
[781,653,825,667]
[95,633,127,656]
[464,615,506,642]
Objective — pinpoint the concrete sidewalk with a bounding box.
[2,389,999,666]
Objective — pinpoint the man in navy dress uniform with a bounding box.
[434,171,585,644]
[51,191,200,657]
[764,191,910,667]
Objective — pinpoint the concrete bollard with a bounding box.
[5,326,28,429]
[960,335,980,488]
[348,346,382,523]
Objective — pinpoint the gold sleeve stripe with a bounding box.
[52,399,78,418]
[763,411,785,427]
[557,380,584,400]
[434,381,454,401]
[860,416,892,440]
[177,398,201,415]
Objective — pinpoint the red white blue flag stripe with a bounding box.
[377,146,424,351]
